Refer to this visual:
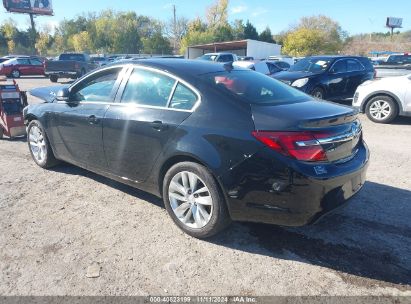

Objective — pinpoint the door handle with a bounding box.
[88,115,99,125]
[151,120,168,131]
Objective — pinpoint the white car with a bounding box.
[233,60,290,76]
[353,74,411,123]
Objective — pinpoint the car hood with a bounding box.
[29,85,68,103]
[272,71,319,82]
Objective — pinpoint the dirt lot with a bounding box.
[0,77,411,296]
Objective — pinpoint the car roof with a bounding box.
[109,59,229,78]
[308,55,367,60]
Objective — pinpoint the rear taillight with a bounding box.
[252,131,328,162]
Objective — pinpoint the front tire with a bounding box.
[311,87,325,100]
[50,75,58,83]
[163,162,231,238]
[27,120,59,168]
[365,95,398,124]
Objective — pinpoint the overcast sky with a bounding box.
[0,0,409,35]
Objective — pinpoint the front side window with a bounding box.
[71,68,121,102]
[330,60,347,73]
[202,70,308,105]
[17,59,30,65]
[121,69,176,107]
[169,83,198,110]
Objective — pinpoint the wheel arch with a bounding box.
[362,91,404,114]
[157,154,230,210]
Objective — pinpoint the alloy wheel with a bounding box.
[29,125,47,163]
[12,70,20,78]
[369,100,391,121]
[168,171,213,229]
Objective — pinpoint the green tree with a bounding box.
[206,0,229,29]
[232,19,245,40]
[283,28,325,56]
[72,31,92,52]
[244,20,258,40]
[35,32,51,55]
[259,26,275,43]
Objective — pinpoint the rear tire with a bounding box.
[365,95,398,124]
[27,120,60,168]
[0,127,4,139]
[11,69,20,78]
[162,162,231,239]
[50,75,58,83]
[311,87,325,100]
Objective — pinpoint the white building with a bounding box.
[186,39,282,60]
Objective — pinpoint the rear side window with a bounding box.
[347,59,364,72]
[169,83,198,110]
[59,54,85,61]
[121,69,176,107]
[202,70,308,105]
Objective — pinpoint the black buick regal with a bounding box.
[24,59,369,238]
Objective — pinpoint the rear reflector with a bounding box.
[252,131,328,162]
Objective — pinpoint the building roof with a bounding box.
[188,40,249,52]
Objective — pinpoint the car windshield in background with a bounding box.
[289,57,332,73]
[202,70,309,105]
[198,54,218,61]
[59,54,84,61]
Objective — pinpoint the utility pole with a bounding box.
[29,13,37,53]
[173,4,177,52]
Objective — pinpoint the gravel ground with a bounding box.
[0,77,410,296]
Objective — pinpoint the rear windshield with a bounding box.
[201,70,309,105]
[289,57,332,73]
[59,54,85,61]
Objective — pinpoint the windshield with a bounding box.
[197,54,218,61]
[201,70,309,105]
[289,57,332,73]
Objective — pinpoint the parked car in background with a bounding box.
[272,56,375,101]
[237,56,254,61]
[0,58,9,64]
[268,56,295,66]
[90,57,109,67]
[0,57,45,78]
[44,53,98,83]
[378,53,411,68]
[353,74,411,123]
[373,54,411,78]
[197,52,238,63]
[26,59,369,238]
[233,60,290,76]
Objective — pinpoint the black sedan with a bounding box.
[24,60,369,238]
[273,56,375,101]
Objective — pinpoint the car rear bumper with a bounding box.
[220,142,369,226]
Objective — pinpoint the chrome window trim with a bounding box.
[118,65,202,113]
[63,63,202,113]
[329,58,365,74]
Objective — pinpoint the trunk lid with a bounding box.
[251,100,362,163]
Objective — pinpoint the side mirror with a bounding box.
[56,88,70,102]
